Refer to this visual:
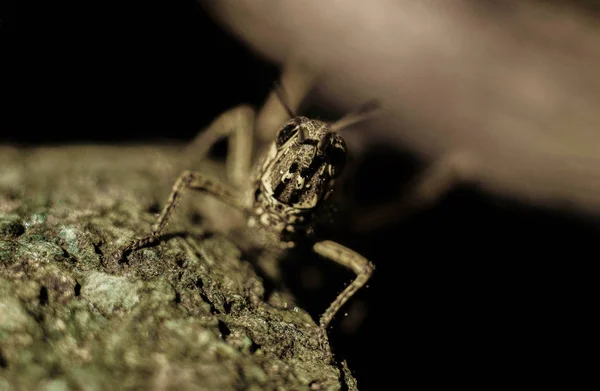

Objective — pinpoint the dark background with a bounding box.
[4,1,599,388]
[3,1,278,145]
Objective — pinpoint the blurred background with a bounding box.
[4,0,600,388]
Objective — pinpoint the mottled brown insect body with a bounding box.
[113,70,377,362]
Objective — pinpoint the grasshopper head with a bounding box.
[261,117,347,210]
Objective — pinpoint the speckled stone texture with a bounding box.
[0,145,357,391]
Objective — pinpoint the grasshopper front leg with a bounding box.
[113,170,246,262]
[313,240,375,362]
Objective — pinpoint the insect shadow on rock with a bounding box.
[112,62,379,362]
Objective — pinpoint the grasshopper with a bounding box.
[112,62,379,362]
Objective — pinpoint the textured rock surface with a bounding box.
[0,145,356,390]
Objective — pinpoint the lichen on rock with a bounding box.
[0,145,356,390]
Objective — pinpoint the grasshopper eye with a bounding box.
[327,138,347,177]
[276,124,298,148]
[317,134,331,154]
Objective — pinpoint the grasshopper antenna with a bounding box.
[274,81,309,142]
[273,82,297,119]
[330,99,381,132]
